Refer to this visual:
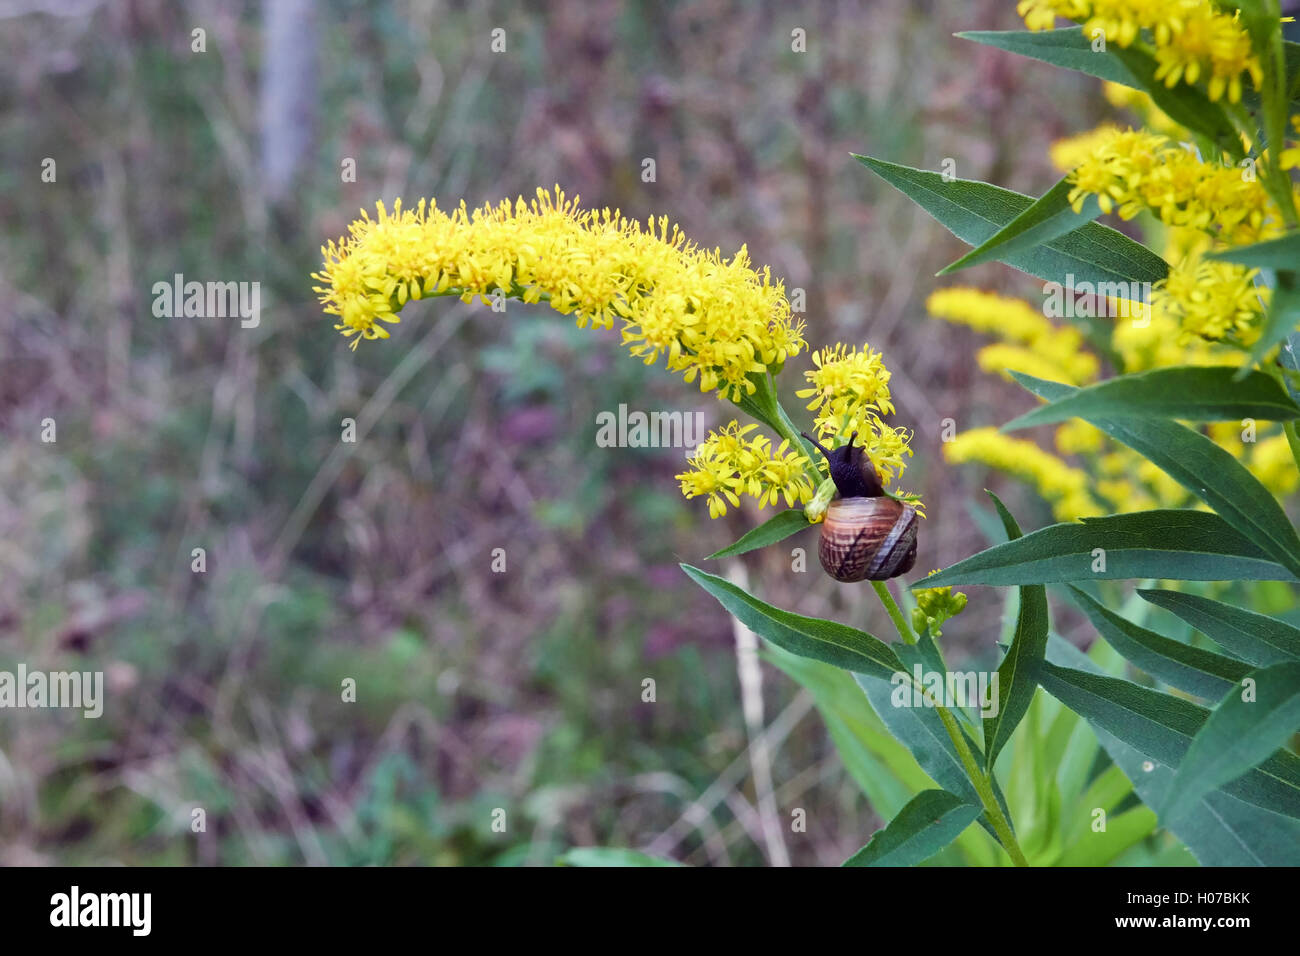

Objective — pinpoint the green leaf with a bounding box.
[916,509,1298,587]
[1162,661,1300,825]
[957,28,1239,154]
[1139,589,1300,666]
[854,674,990,825]
[1206,233,1300,271]
[937,174,1100,275]
[1047,635,1300,865]
[1067,586,1250,699]
[681,564,902,680]
[1011,373,1300,577]
[557,847,684,867]
[1002,366,1300,429]
[981,492,1049,770]
[1206,231,1300,373]
[855,155,1168,289]
[766,648,999,865]
[1058,804,1159,866]
[705,509,811,559]
[1036,661,1300,820]
[1246,271,1300,371]
[842,789,982,867]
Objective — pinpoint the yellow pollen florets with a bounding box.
[313,188,807,403]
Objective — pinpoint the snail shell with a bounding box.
[818,496,918,582]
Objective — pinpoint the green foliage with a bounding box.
[854,156,1169,289]
[842,790,982,867]
[680,7,1300,867]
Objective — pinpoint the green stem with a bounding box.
[935,704,1030,867]
[871,580,916,646]
[870,578,1031,866]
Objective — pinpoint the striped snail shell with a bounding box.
[803,432,918,583]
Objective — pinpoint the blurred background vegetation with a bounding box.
[1,0,1114,865]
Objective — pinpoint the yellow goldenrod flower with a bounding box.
[795,342,915,488]
[1111,307,1245,371]
[1049,123,1126,172]
[943,427,1102,520]
[1019,0,1264,103]
[1055,419,1107,456]
[1066,129,1283,245]
[675,421,815,518]
[926,287,1099,383]
[912,575,968,637]
[1153,255,1269,344]
[976,342,1099,386]
[313,188,807,402]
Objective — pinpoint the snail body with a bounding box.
[803,431,918,583]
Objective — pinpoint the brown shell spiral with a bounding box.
[818,496,918,582]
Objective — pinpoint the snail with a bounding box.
[802,431,918,582]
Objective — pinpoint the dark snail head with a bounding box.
[802,431,917,583]
[802,431,884,499]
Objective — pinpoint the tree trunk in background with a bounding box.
[260,0,317,205]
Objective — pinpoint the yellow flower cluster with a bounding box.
[1154,256,1269,344]
[1067,129,1284,245]
[944,427,1102,520]
[796,342,915,487]
[675,422,814,519]
[911,575,968,638]
[1017,0,1263,102]
[1049,123,1126,172]
[937,288,1290,518]
[926,288,1099,384]
[1110,307,1244,372]
[313,188,806,402]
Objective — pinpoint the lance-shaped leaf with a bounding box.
[1067,586,1249,699]
[981,492,1048,770]
[1001,366,1300,429]
[937,174,1100,275]
[1012,373,1300,578]
[855,156,1168,289]
[1139,589,1300,666]
[681,564,902,680]
[958,28,1240,154]
[1047,635,1300,865]
[706,510,812,559]
[1036,660,1300,820]
[843,789,982,867]
[1206,233,1300,271]
[1162,661,1300,825]
[1247,272,1300,372]
[916,509,1298,587]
